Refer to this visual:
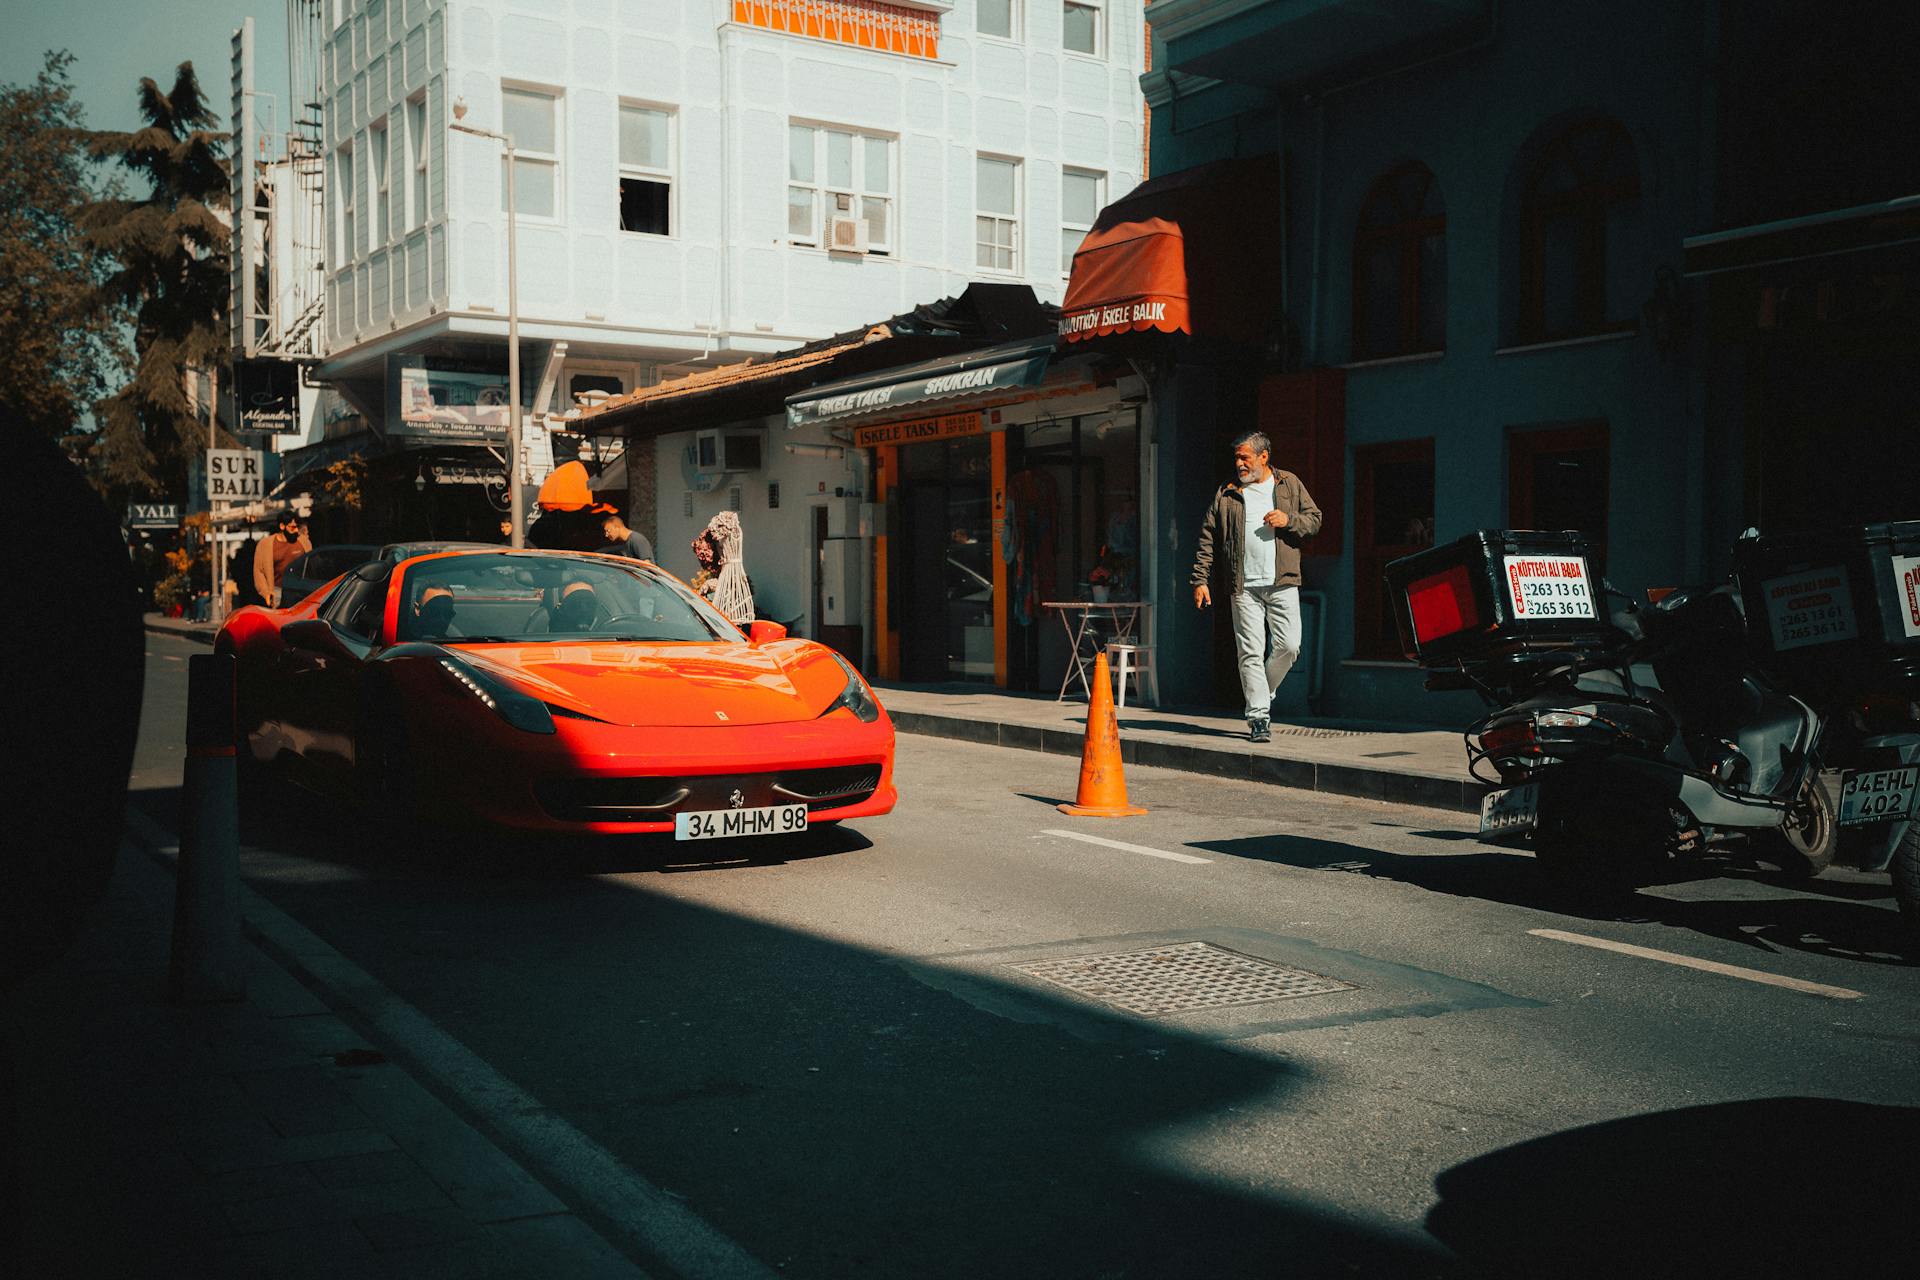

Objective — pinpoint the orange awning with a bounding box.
[1058,218,1190,341]
[1058,157,1280,347]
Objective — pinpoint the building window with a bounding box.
[501,86,560,219]
[336,142,355,263]
[788,123,894,254]
[976,155,1020,273]
[979,0,1016,39]
[1509,423,1609,568]
[1062,2,1102,56]
[619,103,673,236]
[405,93,427,230]
[1352,438,1435,660]
[1520,117,1640,342]
[1060,166,1102,275]
[370,116,391,246]
[1352,161,1445,360]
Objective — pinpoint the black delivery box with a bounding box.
[1385,529,1612,666]
[1731,521,1920,697]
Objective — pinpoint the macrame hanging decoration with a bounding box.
[705,510,755,624]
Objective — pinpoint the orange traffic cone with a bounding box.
[1058,650,1148,818]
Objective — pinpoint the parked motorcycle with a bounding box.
[1387,527,1920,928]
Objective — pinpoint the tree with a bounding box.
[0,51,129,447]
[80,61,230,499]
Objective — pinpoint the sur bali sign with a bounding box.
[851,412,984,449]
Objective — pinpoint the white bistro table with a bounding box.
[1042,600,1150,702]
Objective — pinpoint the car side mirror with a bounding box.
[748,619,787,644]
[281,618,345,654]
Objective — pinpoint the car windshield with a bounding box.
[393,553,735,644]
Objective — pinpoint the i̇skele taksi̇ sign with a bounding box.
[852,412,984,448]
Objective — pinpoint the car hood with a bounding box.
[448,639,851,727]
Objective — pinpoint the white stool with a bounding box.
[1106,641,1157,709]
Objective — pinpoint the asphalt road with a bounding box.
[132,633,1920,1278]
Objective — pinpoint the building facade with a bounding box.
[310,0,1147,548]
[1104,0,1749,724]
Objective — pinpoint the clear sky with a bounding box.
[1,0,291,141]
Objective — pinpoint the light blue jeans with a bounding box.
[1230,585,1301,719]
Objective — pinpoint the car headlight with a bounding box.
[820,653,880,723]
[436,655,556,734]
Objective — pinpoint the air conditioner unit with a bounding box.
[693,428,766,474]
[828,215,869,254]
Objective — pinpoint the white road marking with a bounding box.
[1040,829,1211,864]
[1528,928,1865,1000]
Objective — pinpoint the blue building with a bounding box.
[1054,0,1920,724]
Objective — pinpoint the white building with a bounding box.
[313,0,1147,554]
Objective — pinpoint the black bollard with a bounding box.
[171,652,245,1003]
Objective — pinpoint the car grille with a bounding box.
[536,764,882,822]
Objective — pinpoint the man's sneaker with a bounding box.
[1248,715,1271,744]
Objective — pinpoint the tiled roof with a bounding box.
[574,327,889,420]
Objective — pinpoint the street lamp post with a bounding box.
[450,98,524,549]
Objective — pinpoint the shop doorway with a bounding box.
[1509,422,1609,566]
[898,435,995,682]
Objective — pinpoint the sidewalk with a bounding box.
[1,834,644,1280]
[143,614,1485,813]
[877,683,1486,814]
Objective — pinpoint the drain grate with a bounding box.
[1011,942,1354,1016]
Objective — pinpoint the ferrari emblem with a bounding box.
[729,789,745,809]
[715,710,729,720]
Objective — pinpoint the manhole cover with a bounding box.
[1011,942,1354,1016]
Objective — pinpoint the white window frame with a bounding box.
[562,360,641,411]
[977,0,1020,42]
[975,154,1022,276]
[336,141,355,264]
[1061,166,1104,277]
[787,122,896,257]
[500,84,562,223]
[370,115,391,246]
[1062,1,1104,59]
[617,100,676,239]
[405,92,428,231]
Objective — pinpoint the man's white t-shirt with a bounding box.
[1241,475,1277,588]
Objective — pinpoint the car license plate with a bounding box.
[1480,783,1539,837]
[1839,766,1919,826]
[674,803,809,841]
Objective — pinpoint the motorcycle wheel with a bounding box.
[1760,773,1838,880]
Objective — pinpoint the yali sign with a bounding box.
[207,449,266,502]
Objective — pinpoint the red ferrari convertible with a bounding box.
[216,549,896,836]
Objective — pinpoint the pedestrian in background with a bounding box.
[1190,430,1322,742]
[601,509,654,563]
[252,509,310,607]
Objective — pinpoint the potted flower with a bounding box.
[1087,562,1113,604]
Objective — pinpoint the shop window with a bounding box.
[1353,439,1435,660]
[1519,117,1639,343]
[1352,161,1445,360]
[618,102,673,236]
[501,86,560,220]
[1508,422,1609,568]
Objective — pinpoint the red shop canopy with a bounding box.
[1058,157,1281,347]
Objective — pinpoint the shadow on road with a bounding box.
[1427,1097,1920,1279]
[119,780,1460,1278]
[1190,832,1917,966]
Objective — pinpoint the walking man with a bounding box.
[252,509,310,607]
[1191,431,1322,742]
